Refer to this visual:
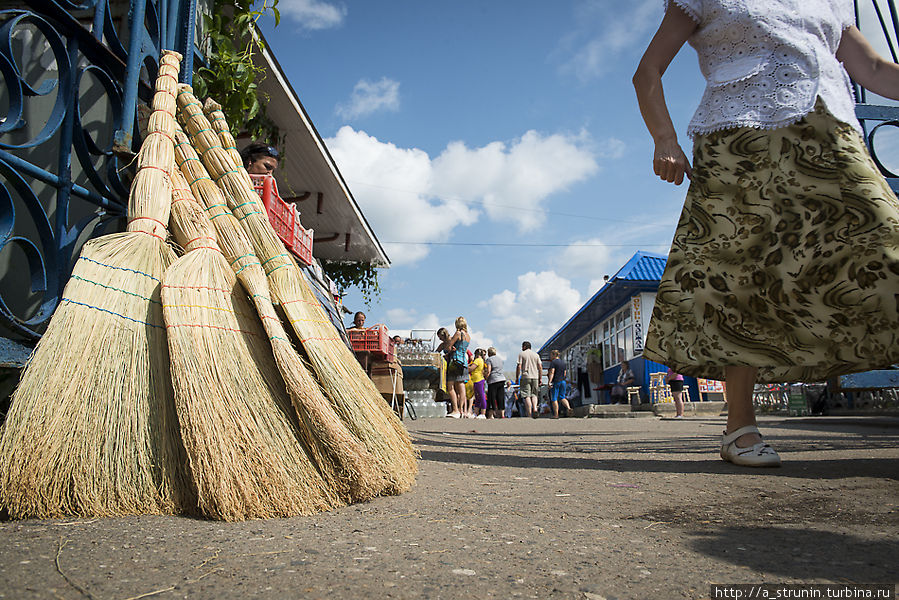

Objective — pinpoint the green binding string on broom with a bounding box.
[0,50,194,519]
[162,166,342,520]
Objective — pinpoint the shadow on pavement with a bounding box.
[686,526,899,581]
[416,448,899,480]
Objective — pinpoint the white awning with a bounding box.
[248,29,390,266]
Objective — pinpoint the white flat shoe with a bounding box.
[720,425,781,467]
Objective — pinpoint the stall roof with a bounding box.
[539,251,667,358]
[249,30,390,266]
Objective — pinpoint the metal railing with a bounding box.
[0,0,196,365]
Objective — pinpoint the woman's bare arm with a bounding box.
[633,4,698,185]
[838,26,899,101]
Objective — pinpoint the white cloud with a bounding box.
[336,77,401,120]
[326,127,598,264]
[385,308,441,331]
[557,0,660,82]
[480,270,584,359]
[598,137,626,159]
[278,0,346,30]
[431,130,599,231]
[556,237,622,283]
[327,126,478,265]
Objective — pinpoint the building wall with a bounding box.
[561,289,706,405]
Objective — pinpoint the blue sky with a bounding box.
[257,0,897,364]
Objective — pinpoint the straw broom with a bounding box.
[178,87,417,493]
[193,92,417,490]
[203,98,253,188]
[0,50,194,518]
[173,129,388,502]
[163,167,342,519]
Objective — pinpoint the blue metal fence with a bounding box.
[0,0,196,365]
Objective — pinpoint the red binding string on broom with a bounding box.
[128,216,166,240]
[137,165,171,177]
[184,235,221,253]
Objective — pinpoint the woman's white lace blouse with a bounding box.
[666,0,862,137]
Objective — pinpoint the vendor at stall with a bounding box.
[240,142,279,175]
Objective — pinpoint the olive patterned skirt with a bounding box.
[643,99,899,383]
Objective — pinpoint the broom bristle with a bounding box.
[173,129,390,502]
[165,175,340,519]
[0,50,194,519]
[176,86,418,494]
[0,234,192,517]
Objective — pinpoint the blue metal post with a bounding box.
[112,0,149,154]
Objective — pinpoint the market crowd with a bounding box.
[434,317,574,419]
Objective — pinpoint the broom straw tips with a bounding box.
[164,168,341,519]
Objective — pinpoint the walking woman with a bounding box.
[634,0,899,466]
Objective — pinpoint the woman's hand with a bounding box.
[654,137,692,185]
[633,3,697,183]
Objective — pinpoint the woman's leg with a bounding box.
[447,376,461,416]
[672,389,684,417]
[487,383,498,418]
[476,381,487,416]
[457,382,468,416]
[724,366,762,446]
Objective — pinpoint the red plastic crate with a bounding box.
[348,325,395,360]
[291,218,313,266]
[249,174,313,265]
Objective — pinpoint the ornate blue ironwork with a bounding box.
[0,0,196,361]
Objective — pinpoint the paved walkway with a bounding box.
[1,414,897,599]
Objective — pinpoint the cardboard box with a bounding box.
[371,369,403,396]
[371,358,401,374]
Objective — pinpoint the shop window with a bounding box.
[600,301,639,368]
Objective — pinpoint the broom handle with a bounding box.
[175,88,333,338]
[126,50,182,239]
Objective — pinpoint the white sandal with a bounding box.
[720,425,781,467]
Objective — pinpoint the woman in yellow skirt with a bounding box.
[634,0,899,466]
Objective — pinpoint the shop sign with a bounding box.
[698,379,725,393]
[632,295,643,354]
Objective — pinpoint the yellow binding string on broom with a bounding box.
[163,165,340,520]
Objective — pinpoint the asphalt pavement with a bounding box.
[1,414,896,599]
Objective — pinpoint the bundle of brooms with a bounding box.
[171,128,388,504]
[0,50,194,518]
[177,87,417,493]
[164,167,344,519]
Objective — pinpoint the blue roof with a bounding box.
[613,251,667,281]
[538,251,668,357]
